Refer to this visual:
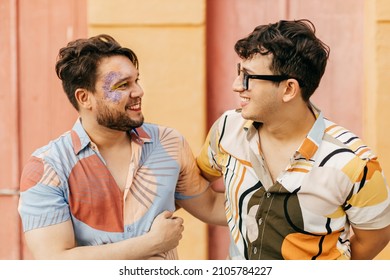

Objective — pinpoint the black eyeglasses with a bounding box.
[237,63,294,90]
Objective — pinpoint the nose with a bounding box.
[232,75,244,93]
[130,84,144,98]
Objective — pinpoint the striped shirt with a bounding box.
[18,118,208,259]
[197,105,390,260]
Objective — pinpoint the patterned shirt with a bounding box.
[18,119,208,260]
[197,105,390,260]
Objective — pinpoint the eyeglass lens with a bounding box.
[237,63,248,90]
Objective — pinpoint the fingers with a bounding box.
[149,211,185,254]
[171,216,184,224]
[153,210,184,235]
[160,210,173,219]
[170,216,184,234]
[166,214,184,239]
[158,211,184,225]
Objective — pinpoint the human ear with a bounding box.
[282,79,300,102]
[75,88,93,110]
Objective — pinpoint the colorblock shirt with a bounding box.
[19,119,208,260]
[197,106,390,260]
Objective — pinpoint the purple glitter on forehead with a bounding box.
[102,71,122,103]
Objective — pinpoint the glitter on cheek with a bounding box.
[102,71,123,103]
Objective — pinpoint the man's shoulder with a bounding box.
[322,119,375,159]
[20,131,73,192]
[221,108,244,118]
[218,108,247,123]
[211,109,249,132]
[31,130,73,159]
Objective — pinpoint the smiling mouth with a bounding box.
[241,97,250,102]
[126,102,141,110]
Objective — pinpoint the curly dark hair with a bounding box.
[234,19,330,101]
[55,34,139,110]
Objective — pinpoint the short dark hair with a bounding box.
[234,19,330,101]
[55,34,139,110]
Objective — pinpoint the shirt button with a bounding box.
[258,218,263,225]
[253,247,257,254]
[266,192,271,198]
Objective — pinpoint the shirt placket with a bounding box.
[123,135,143,235]
[247,130,273,190]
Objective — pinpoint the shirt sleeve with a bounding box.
[346,157,390,230]
[196,117,224,178]
[18,156,70,232]
[174,134,210,200]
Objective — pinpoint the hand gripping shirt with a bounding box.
[197,106,390,260]
[18,119,208,260]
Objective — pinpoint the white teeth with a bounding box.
[127,103,141,110]
[241,97,250,102]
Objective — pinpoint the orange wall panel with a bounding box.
[364,0,390,259]
[88,0,208,260]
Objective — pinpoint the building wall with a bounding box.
[0,0,21,260]
[0,0,389,260]
[364,0,390,259]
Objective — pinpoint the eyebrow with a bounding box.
[238,63,256,75]
[241,67,252,74]
[110,73,139,90]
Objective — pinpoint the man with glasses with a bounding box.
[197,19,390,260]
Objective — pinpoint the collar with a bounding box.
[70,118,152,155]
[242,102,326,160]
[297,103,325,160]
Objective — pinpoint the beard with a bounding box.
[96,99,144,131]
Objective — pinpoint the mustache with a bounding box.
[126,98,142,107]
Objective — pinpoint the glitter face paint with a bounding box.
[102,71,123,103]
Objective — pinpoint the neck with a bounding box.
[260,102,315,142]
[80,116,130,150]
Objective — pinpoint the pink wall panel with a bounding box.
[206,0,364,259]
[17,0,87,259]
[206,0,363,135]
[287,0,364,137]
[0,0,21,260]
[0,197,21,259]
[18,0,87,166]
[206,0,290,128]
[0,0,87,259]
[206,0,295,259]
